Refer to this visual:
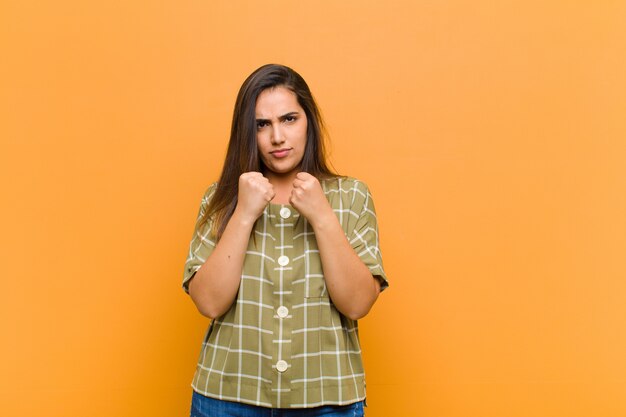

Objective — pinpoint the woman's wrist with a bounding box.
[308,208,339,232]
[230,207,258,230]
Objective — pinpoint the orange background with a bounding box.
[1,1,625,416]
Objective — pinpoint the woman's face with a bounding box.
[255,86,308,181]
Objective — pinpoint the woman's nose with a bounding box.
[270,125,285,145]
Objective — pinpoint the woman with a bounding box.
[183,64,388,416]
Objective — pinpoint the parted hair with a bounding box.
[199,64,336,239]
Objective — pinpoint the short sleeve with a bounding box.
[349,181,389,292]
[182,183,218,294]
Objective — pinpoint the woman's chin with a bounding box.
[265,167,300,180]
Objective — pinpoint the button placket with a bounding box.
[272,204,295,400]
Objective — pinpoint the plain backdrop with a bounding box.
[1,1,625,416]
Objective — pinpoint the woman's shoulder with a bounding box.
[321,175,370,193]
[200,181,219,204]
[320,176,373,208]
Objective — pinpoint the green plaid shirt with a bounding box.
[183,177,388,408]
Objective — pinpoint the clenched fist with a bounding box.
[236,172,275,222]
[289,172,334,226]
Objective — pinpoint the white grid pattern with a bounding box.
[183,177,388,408]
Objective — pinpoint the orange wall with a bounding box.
[1,1,625,416]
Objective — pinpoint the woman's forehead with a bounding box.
[255,87,301,118]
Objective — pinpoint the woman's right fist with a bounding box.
[236,172,275,222]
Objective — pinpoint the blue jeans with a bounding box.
[190,391,365,417]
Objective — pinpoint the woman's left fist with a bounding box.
[289,172,333,226]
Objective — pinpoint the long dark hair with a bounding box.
[200,64,336,239]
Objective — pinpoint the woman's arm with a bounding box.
[188,173,274,319]
[290,173,381,320]
[310,215,381,320]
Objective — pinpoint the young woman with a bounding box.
[183,64,388,417]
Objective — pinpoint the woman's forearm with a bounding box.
[311,214,381,320]
[189,173,275,318]
[188,209,255,319]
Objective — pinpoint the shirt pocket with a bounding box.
[305,274,327,299]
[303,252,328,299]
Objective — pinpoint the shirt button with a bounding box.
[278,255,289,266]
[277,306,289,318]
[276,360,288,373]
[280,207,291,219]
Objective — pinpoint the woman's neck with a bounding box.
[265,170,297,205]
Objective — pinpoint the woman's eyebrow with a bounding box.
[255,111,300,123]
[278,111,299,120]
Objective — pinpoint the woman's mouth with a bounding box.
[270,148,291,158]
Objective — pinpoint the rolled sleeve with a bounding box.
[349,182,389,292]
[182,183,218,293]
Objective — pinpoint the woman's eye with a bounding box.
[285,116,296,123]
[257,121,268,129]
